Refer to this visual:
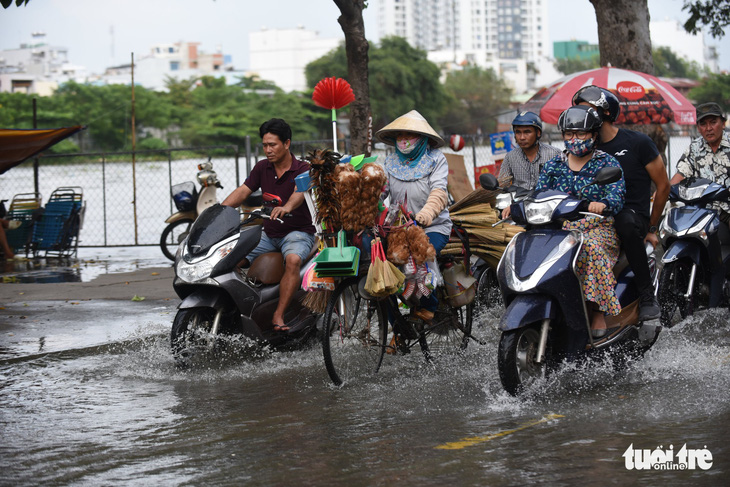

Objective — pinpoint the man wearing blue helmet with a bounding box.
[498,111,561,191]
[573,85,670,321]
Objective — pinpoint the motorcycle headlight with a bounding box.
[678,184,708,201]
[524,198,561,225]
[658,216,675,242]
[686,213,714,241]
[177,238,237,283]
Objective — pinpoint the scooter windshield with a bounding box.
[187,204,240,257]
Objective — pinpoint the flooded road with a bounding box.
[1,295,727,485]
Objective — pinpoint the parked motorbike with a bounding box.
[161,160,222,261]
[170,198,320,366]
[657,177,730,327]
[480,169,662,396]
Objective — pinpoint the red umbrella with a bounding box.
[521,66,696,125]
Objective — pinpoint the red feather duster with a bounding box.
[312,77,355,110]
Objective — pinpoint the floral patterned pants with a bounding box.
[563,217,621,316]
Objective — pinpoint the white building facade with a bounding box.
[248,27,343,93]
[0,33,88,95]
[377,0,554,93]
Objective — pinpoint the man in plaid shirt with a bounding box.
[498,111,561,190]
[498,111,561,218]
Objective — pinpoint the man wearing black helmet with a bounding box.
[498,111,561,218]
[573,85,670,321]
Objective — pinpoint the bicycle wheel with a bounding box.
[418,296,474,359]
[322,278,388,386]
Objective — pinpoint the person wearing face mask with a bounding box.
[572,85,669,321]
[376,110,451,322]
[535,105,626,337]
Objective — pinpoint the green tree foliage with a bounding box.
[1,0,30,7]
[683,0,730,38]
[553,55,601,76]
[439,65,512,135]
[177,76,327,147]
[652,46,702,79]
[688,73,730,113]
[306,37,449,131]
[0,77,330,151]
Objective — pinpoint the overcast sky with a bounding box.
[1,0,728,76]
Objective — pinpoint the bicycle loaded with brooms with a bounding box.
[299,149,519,386]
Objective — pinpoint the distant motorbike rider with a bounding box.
[222,118,315,331]
[498,111,561,218]
[573,85,669,321]
[669,102,730,308]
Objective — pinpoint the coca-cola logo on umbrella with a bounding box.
[616,81,645,100]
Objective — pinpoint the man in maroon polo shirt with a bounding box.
[223,118,315,331]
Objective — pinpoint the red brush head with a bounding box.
[312,77,355,110]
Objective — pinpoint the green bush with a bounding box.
[137,137,169,150]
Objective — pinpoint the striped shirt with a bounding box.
[498,142,562,189]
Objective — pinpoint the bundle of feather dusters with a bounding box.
[307,149,341,230]
[359,162,387,230]
[386,224,436,265]
[335,162,387,232]
[334,163,360,231]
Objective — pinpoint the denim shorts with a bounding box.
[247,230,316,264]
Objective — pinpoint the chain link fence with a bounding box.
[0,129,698,249]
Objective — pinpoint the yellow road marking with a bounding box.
[435,413,565,450]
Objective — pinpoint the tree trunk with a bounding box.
[334,0,372,156]
[590,0,655,74]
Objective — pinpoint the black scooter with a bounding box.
[170,198,320,365]
[657,177,730,327]
[480,168,662,395]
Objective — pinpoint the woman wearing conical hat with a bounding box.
[376,110,451,322]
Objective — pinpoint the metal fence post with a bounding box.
[102,154,108,246]
[471,136,477,176]
[244,135,251,183]
[167,150,173,215]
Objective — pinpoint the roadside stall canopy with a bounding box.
[0,126,85,174]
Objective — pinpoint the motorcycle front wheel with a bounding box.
[498,325,546,396]
[657,259,697,328]
[171,307,239,366]
[160,219,194,261]
[322,278,388,386]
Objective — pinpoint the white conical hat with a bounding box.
[375,110,445,148]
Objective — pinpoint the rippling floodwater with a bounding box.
[1,304,728,486]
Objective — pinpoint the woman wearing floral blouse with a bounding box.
[535,106,626,338]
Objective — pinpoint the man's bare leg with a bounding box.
[272,254,302,330]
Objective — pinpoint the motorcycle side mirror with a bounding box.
[479,173,500,191]
[592,167,622,186]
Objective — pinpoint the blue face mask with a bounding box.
[564,137,596,157]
